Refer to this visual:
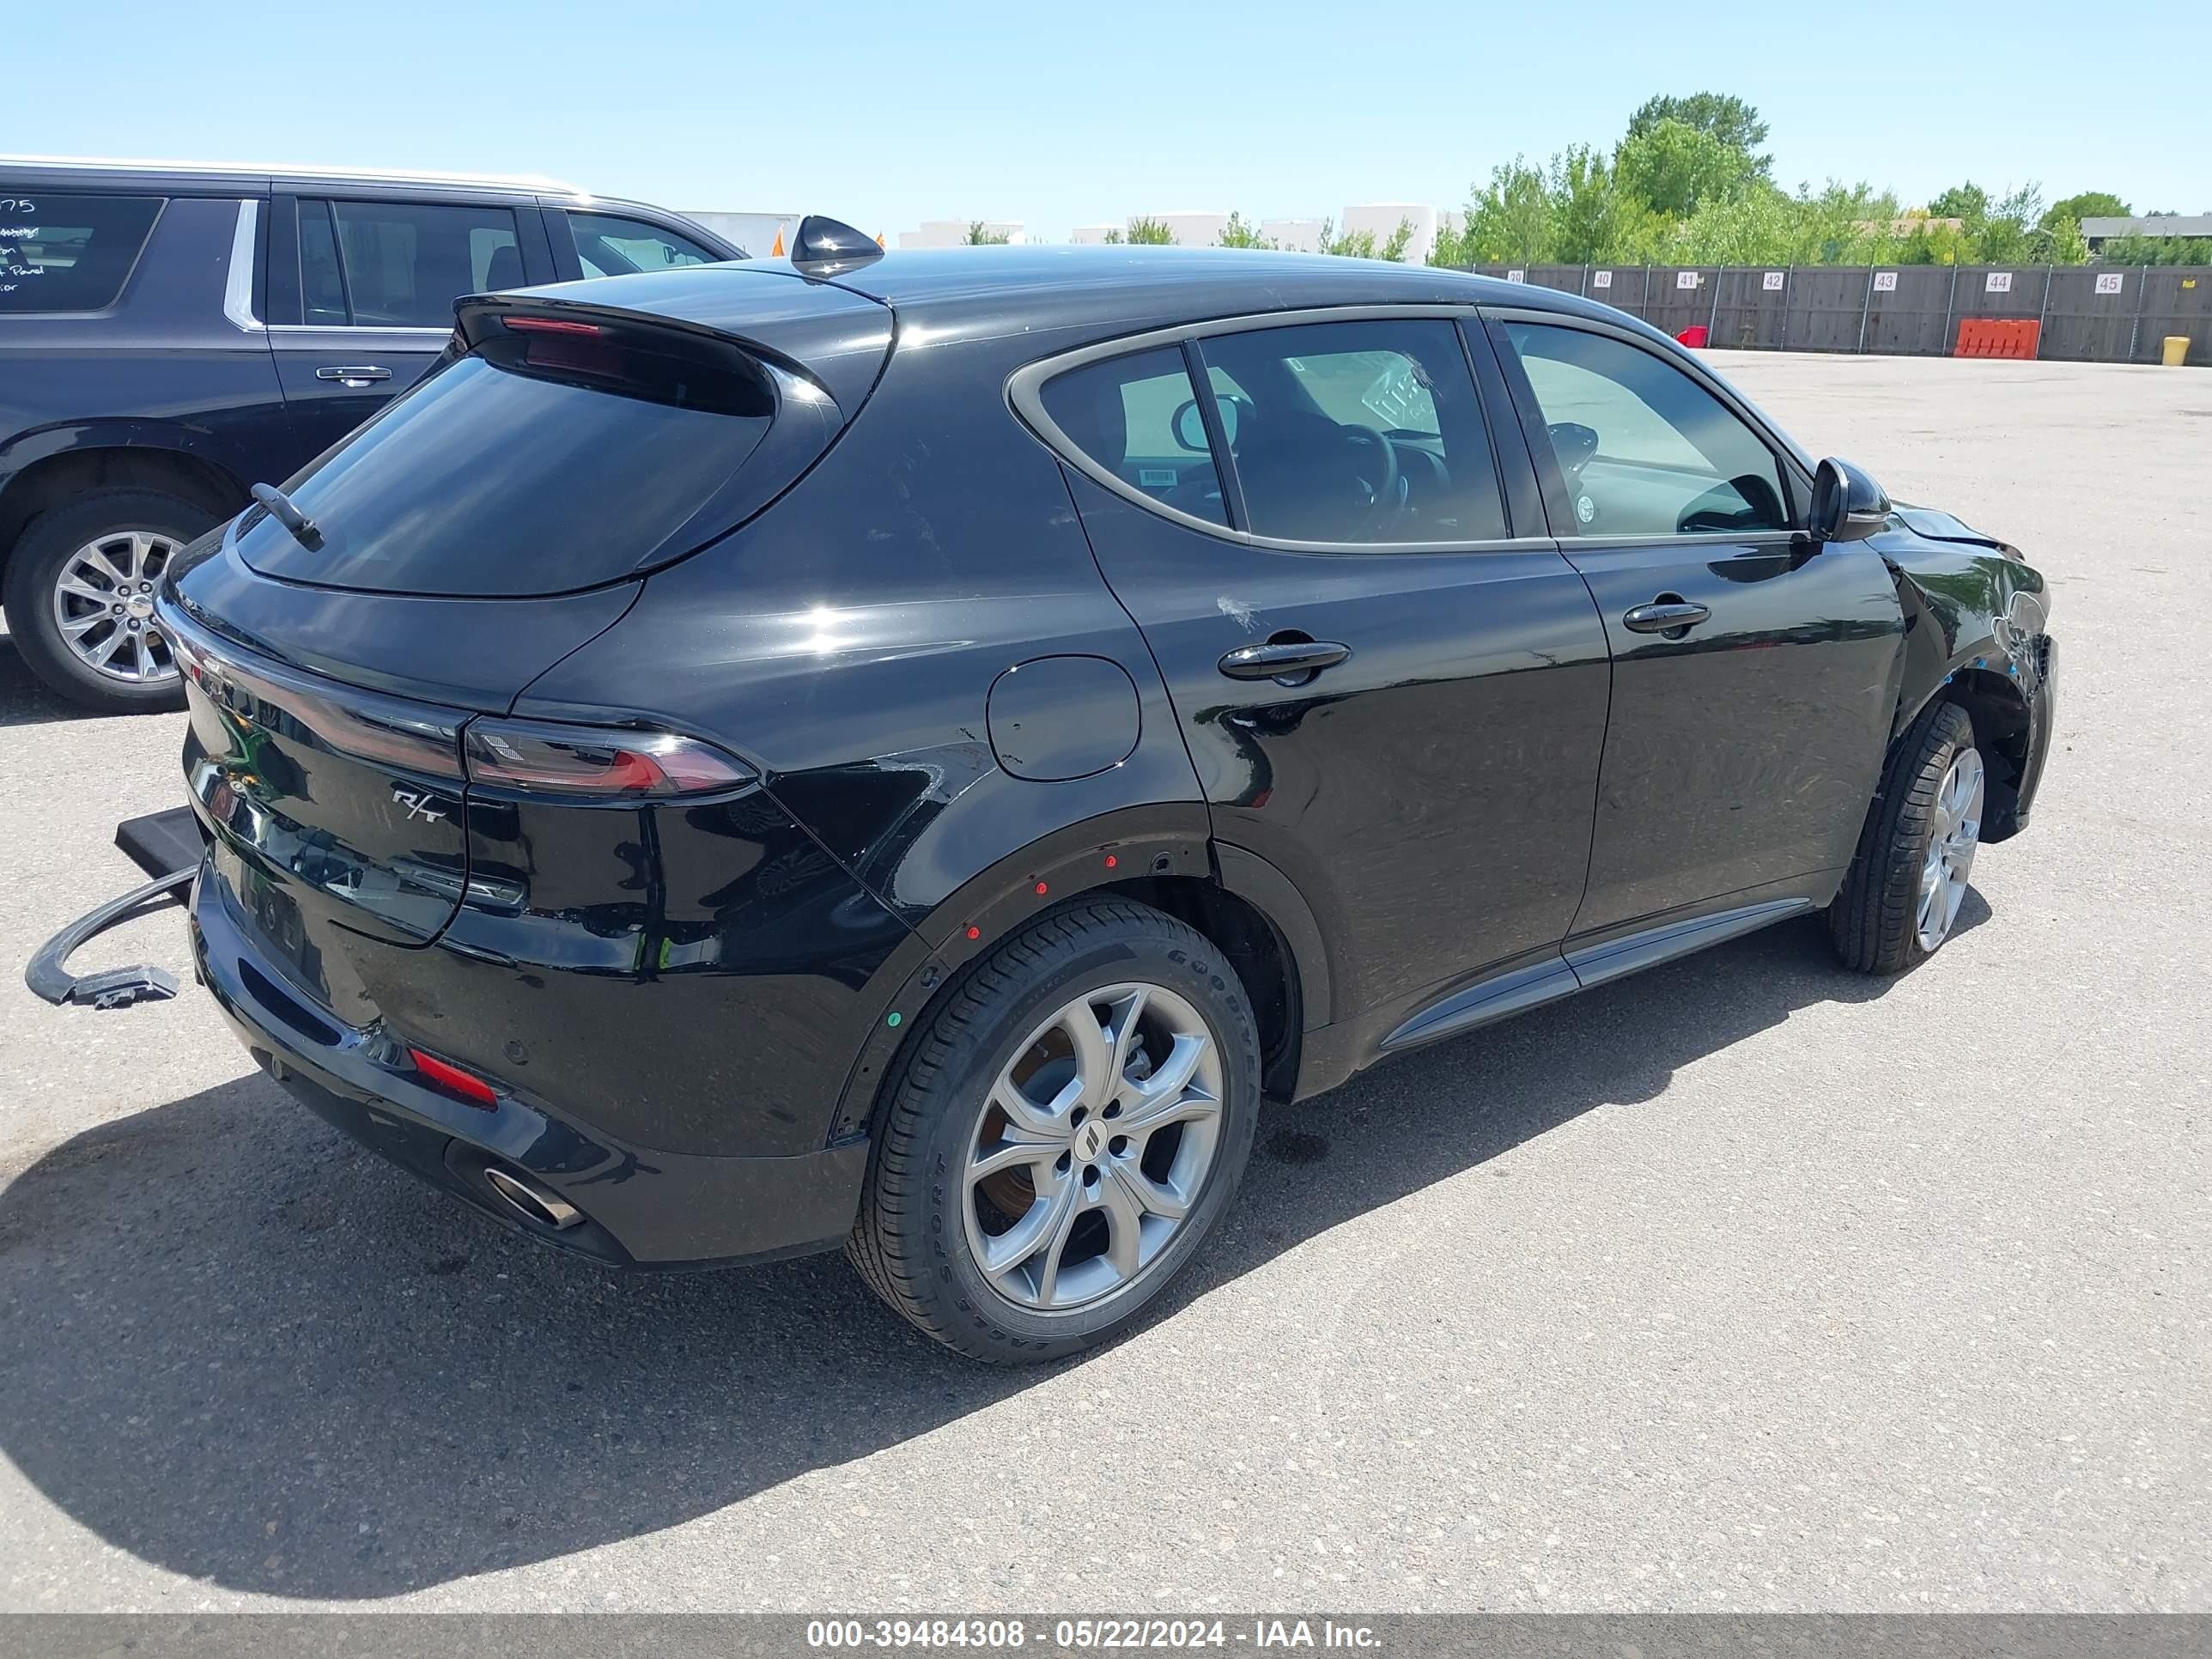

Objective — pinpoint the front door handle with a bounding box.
[1622,599,1711,635]
[315,365,392,386]
[1218,640,1352,684]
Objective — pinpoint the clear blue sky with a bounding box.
[13,0,2206,239]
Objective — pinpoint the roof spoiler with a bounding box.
[789,215,884,279]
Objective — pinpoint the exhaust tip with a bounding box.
[482,1164,585,1231]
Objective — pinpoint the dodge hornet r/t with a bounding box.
[160,225,2057,1361]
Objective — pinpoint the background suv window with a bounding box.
[0,191,162,312]
[1504,322,1790,537]
[311,200,522,327]
[1198,319,1506,544]
[1038,346,1227,526]
[568,211,719,277]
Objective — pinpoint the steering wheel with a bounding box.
[1339,423,1403,538]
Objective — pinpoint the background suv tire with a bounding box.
[1829,701,1984,974]
[849,900,1262,1363]
[3,488,214,714]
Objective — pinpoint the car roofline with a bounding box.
[0,154,589,199]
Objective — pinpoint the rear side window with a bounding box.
[1197,319,1507,544]
[234,329,776,597]
[0,191,162,313]
[299,199,523,327]
[568,210,719,277]
[1038,347,1227,526]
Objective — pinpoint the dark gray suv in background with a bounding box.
[1,158,741,712]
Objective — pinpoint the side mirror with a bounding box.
[1171,399,1209,453]
[1171,397,1240,452]
[1809,457,1891,543]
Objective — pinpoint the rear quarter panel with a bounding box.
[513,304,1212,1141]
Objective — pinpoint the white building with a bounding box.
[1260,217,1326,252]
[1068,224,1121,246]
[897,219,1026,248]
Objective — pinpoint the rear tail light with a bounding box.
[501,315,606,337]
[463,718,755,799]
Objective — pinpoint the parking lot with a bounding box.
[0,350,2204,1613]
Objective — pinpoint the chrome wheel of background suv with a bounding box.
[51,530,180,686]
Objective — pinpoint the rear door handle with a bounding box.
[315,365,392,386]
[1218,640,1352,684]
[1622,600,1711,635]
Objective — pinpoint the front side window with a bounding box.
[1197,319,1506,544]
[0,191,162,313]
[307,200,522,327]
[1037,346,1227,526]
[568,210,719,277]
[1504,322,1790,537]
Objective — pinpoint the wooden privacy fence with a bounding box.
[1451,264,2210,365]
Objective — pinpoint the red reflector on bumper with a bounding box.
[408,1047,497,1108]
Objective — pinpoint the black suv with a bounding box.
[2,159,740,712]
[159,234,2055,1362]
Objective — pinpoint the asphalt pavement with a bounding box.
[0,350,2204,1613]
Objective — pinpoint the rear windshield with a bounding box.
[234,337,775,597]
[1,191,163,312]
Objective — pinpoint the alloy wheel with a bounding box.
[49,531,182,686]
[1917,747,1984,951]
[963,981,1224,1315]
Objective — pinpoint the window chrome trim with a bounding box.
[265,324,454,343]
[1007,304,1553,557]
[1557,528,1811,550]
[223,198,261,331]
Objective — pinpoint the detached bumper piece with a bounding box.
[23,867,195,1010]
[24,805,208,1011]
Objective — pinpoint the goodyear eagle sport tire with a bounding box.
[1829,701,1984,975]
[849,900,1261,1363]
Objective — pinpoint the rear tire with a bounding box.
[3,489,214,714]
[1829,701,1983,974]
[848,900,1261,1364]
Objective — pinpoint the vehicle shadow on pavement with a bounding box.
[0,637,100,729]
[0,905,1981,1599]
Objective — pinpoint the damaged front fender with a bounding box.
[1875,509,2054,841]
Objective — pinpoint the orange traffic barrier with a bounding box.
[1954,318,2041,359]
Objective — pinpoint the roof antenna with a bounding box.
[789,215,885,278]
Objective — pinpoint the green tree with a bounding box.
[1615,118,1761,219]
[1626,92,1771,175]
[1123,216,1176,246]
[2045,191,2130,226]
[2039,216,2091,264]
[1215,211,1277,250]
[1314,217,1378,258]
[1548,144,1668,262]
[1377,218,1414,262]
[963,221,1010,246]
[1929,183,1990,222]
[1973,183,2047,263]
[1453,158,1556,262]
[2100,233,2212,264]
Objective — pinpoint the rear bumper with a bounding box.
[190,860,868,1268]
